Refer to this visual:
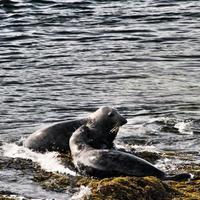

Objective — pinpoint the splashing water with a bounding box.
[115,142,159,153]
[174,121,193,135]
[70,186,91,200]
[2,143,76,176]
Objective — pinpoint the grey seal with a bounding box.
[70,125,191,181]
[24,106,127,152]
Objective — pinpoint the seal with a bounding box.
[24,106,127,153]
[70,125,191,181]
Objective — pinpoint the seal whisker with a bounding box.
[110,123,120,134]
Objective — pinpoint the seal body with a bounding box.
[24,107,127,152]
[70,125,191,181]
[24,119,87,152]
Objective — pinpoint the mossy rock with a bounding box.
[169,178,200,200]
[0,196,16,200]
[0,156,37,172]
[81,164,200,200]
[33,170,70,192]
[168,164,200,200]
[0,192,18,200]
[33,168,95,192]
[57,153,75,171]
[2,154,200,200]
[85,176,175,200]
[176,163,200,177]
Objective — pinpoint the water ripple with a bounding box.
[1,0,200,198]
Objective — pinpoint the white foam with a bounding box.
[174,121,193,135]
[190,173,195,180]
[115,142,159,153]
[132,144,158,152]
[55,0,85,2]
[155,158,178,172]
[2,143,76,176]
[1,195,25,200]
[155,156,200,173]
[70,186,91,200]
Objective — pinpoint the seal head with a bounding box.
[87,106,127,148]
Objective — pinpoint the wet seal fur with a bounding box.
[24,107,127,153]
[70,125,191,181]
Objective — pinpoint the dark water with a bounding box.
[0,0,200,199]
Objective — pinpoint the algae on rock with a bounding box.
[84,176,175,200]
[1,153,200,200]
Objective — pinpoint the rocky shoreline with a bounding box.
[1,151,200,200]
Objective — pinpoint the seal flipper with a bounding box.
[163,173,192,181]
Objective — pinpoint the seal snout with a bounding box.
[120,117,127,125]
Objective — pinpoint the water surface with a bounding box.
[0,0,200,199]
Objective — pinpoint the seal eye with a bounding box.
[108,112,114,118]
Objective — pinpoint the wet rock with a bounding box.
[85,176,176,200]
[0,191,19,200]
[0,156,38,174]
[119,137,147,146]
[57,152,76,171]
[1,154,200,200]
[0,195,16,200]
[135,151,161,163]
[115,142,161,163]
[33,171,73,192]
[83,169,200,200]
[160,126,179,133]
[168,164,200,200]
[33,165,94,193]
[170,179,200,200]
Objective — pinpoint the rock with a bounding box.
[57,153,76,171]
[1,154,200,200]
[168,163,200,200]
[33,167,94,193]
[0,191,19,200]
[0,156,38,172]
[170,178,200,200]
[0,195,16,200]
[135,151,161,163]
[85,176,175,200]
